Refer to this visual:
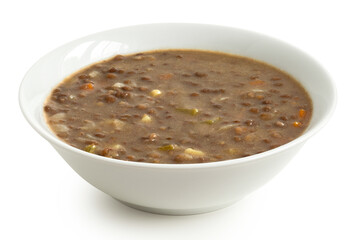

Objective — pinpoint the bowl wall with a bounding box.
[52,142,304,215]
[19,23,336,214]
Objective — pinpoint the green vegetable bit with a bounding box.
[176,108,199,116]
[84,144,96,153]
[202,117,221,125]
[158,144,175,151]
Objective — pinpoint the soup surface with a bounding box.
[44,50,312,164]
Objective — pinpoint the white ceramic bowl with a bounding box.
[19,23,336,215]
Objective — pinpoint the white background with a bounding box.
[1,0,359,239]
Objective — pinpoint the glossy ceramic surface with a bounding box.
[19,23,336,215]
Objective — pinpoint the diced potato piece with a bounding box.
[103,119,125,130]
[174,153,193,162]
[219,97,229,101]
[150,89,162,97]
[52,124,69,132]
[112,144,124,150]
[227,148,240,155]
[113,82,125,88]
[109,144,126,153]
[141,114,152,123]
[251,89,264,93]
[112,119,125,130]
[118,101,130,107]
[134,55,155,60]
[89,71,100,78]
[50,112,66,122]
[81,120,96,130]
[185,148,205,156]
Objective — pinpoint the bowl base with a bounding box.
[115,199,239,215]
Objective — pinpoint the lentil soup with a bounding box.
[44,50,312,164]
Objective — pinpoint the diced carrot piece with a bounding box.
[80,83,94,90]
[293,121,302,127]
[249,80,265,86]
[299,109,306,118]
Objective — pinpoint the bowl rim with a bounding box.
[19,23,337,169]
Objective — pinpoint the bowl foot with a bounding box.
[114,199,239,215]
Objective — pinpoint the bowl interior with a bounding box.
[19,23,336,165]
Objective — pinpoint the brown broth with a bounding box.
[44,50,312,164]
